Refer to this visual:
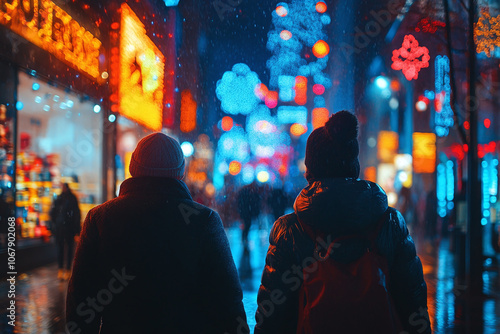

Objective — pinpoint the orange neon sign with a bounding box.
[0,0,102,79]
[114,3,165,131]
[413,132,436,173]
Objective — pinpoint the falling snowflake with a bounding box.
[474,9,500,57]
[391,34,430,81]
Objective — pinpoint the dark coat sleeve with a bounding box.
[254,216,301,334]
[199,210,249,334]
[388,210,431,334]
[66,209,101,333]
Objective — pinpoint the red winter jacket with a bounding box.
[255,178,430,334]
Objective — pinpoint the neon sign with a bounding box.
[413,132,436,173]
[0,0,102,79]
[111,3,165,131]
[434,55,453,137]
[391,34,430,81]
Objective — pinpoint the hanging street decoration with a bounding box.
[434,55,454,137]
[391,34,430,81]
[414,18,446,33]
[474,9,500,57]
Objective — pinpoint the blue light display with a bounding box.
[277,106,308,124]
[434,55,454,137]
[216,63,261,115]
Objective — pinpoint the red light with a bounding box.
[390,80,400,91]
[111,22,120,30]
[294,76,307,105]
[229,161,242,175]
[265,91,278,108]
[312,84,325,95]
[464,144,468,152]
[221,116,233,131]
[316,2,327,13]
[484,118,491,128]
[312,40,330,58]
[464,121,470,130]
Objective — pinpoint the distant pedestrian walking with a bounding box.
[50,183,80,280]
[66,133,248,333]
[238,181,261,248]
[255,111,430,334]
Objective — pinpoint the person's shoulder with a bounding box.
[269,213,298,245]
[385,206,410,241]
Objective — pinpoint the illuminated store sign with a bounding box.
[0,0,102,79]
[110,3,165,131]
[413,132,436,173]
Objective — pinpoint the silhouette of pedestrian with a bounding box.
[50,183,80,280]
[66,133,248,333]
[255,111,430,334]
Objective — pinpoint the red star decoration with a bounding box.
[391,34,430,81]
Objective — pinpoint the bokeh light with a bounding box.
[229,161,242,175]
[181,141,194,157]
[280,30,292,41]
[290,123,307,136]
[221,116,234,131]
[312,40,330,58]
[316,1,327,13]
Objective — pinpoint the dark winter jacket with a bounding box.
[50,190,81,239]
[66,177,248,334]
[255,178,430,334]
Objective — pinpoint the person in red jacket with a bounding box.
[255,111,430,334]
[66,133,248,334]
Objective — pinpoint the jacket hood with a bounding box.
[119,176,192,201]
[294,178,388,234]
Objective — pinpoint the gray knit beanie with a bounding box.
[129,132,185,179]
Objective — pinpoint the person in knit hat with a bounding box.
[67,133,249,333]
[255,111,430,334]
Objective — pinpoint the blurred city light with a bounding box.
[181,141,194,157]
[375,76,389,89]
[312,40,329,58]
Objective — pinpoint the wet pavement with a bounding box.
[0,215,499,333]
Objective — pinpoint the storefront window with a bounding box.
[15,71,103,240]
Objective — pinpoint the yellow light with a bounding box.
[377,131,399,163]
[413,132,436,173]
[290,123,307,136]
[257,170,270,183]
[229,161,242,175]
[115,3,165,131]
[0,0,102,79]
[474,10,500,57]
[180,90,197,133]
[312,107,329,129]
[312,40,330,58]
[280,30,292,40]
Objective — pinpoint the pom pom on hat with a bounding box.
[305,110,360,181]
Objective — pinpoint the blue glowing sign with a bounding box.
[434,55,454,137]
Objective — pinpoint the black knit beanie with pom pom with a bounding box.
[304,110,360,181]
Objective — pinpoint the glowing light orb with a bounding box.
[221,116,234,131]
[312,108,329,129]
[375,76,389,89]
[484,118,491,128]
[265,91,278,108]
[276,4,288,17]
[312,84,325,95]
[312,40,330,58]
[181,142,194,157]
[254,83,268,101]
[316,2,327,13]
[93,105,101,113]
[389,98,399,109]
[464,121,470,130]
[290,123,307,136]
[229,161,242,175]
[416,100,427,112]
[32,83,40,91]
[16,102,23,110]
[257,170,270,183]
[108,114,116,122]
[280,30,292,41]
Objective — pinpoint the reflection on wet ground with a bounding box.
[0,218,498,333]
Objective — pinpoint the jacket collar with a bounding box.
[118,176,192,201]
